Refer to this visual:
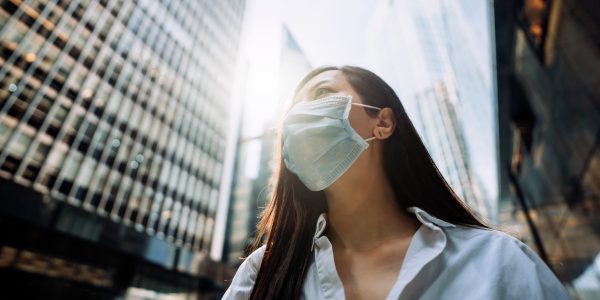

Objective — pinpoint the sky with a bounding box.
[282,0,490,67]
[282,0,378,67]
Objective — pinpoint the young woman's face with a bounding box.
[293,70,383,192]
[293,70,379,143]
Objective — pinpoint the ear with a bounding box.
[373,108,395,140]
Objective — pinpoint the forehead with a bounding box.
[304,70,345,88]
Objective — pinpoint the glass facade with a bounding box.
[224,25,312,263]
[365,0,494,220]
[414,77,488,218]
[494,0,600,293]
[0,0,246,297]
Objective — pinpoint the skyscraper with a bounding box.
[0,0,246,297]
[224,24,312,263]
[414,76,488,218]
[494,0,600,290]
[366,0,495,220]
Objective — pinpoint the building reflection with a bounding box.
[494,0,600,298]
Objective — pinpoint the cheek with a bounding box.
[348,109,374,138]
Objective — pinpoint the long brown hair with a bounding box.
[248,66,488,299]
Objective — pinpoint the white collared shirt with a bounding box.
[223,207,572,299]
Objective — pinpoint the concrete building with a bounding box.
[0,0,246,298]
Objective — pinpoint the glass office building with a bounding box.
[0,0,246,297]
[366,0,494,220]
[414,77,489,219]
[494,0,600,293]
[224,25,312,263]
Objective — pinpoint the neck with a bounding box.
[324,166,419,251]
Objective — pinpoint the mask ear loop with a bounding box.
[351,103,382,142]
[352,102,382,111]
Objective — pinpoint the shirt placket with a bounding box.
[311,213,346,299]
[314,236,346,299]
[386,219,449,300]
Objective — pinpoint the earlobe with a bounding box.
[373,126,387,139]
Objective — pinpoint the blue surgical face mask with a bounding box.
[282,95,382,191]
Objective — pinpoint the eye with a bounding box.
[313,87,334,99]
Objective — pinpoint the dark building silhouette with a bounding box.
[494,0,600,289]
[0,0,246,298]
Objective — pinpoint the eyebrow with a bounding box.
[294,80,331,102]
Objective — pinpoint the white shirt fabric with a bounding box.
[223,207,572,299]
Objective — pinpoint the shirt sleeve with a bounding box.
[498,235,573,300]
[221,245,266,300]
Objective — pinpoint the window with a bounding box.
[149,154,162,182]
[177,169,188,193]
[177,205,190,237]
[30,142,50,166]
[140,186,155,218]
[89,164,110,206]
[4,20,27,44]
[0,117,16,146]
[192,213,205,248]
[201,216,214,249]
[129,104,143,130]
[169,200,182,229]
[126,181,144,219]
[105,91,121,118]
[168,164,180,191]
[140,111,152,134]
[115,136,132,167]
[166,129,177,155]
[61,153,83,188]
[11,131,34,159]
[75,157,96,187]
[186,174,196,199]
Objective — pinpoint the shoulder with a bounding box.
[445,226,538,260]
[443,226,572,299]
[446,225,517,243]
[241,245,267,273]
[444,226,541,265]
[222,245,266,300]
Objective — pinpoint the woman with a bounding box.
[223,66,571,299]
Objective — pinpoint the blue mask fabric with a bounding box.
[282,95,382,191]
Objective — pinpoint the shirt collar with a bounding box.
[311,206,455,251]
[407,207,456,229]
